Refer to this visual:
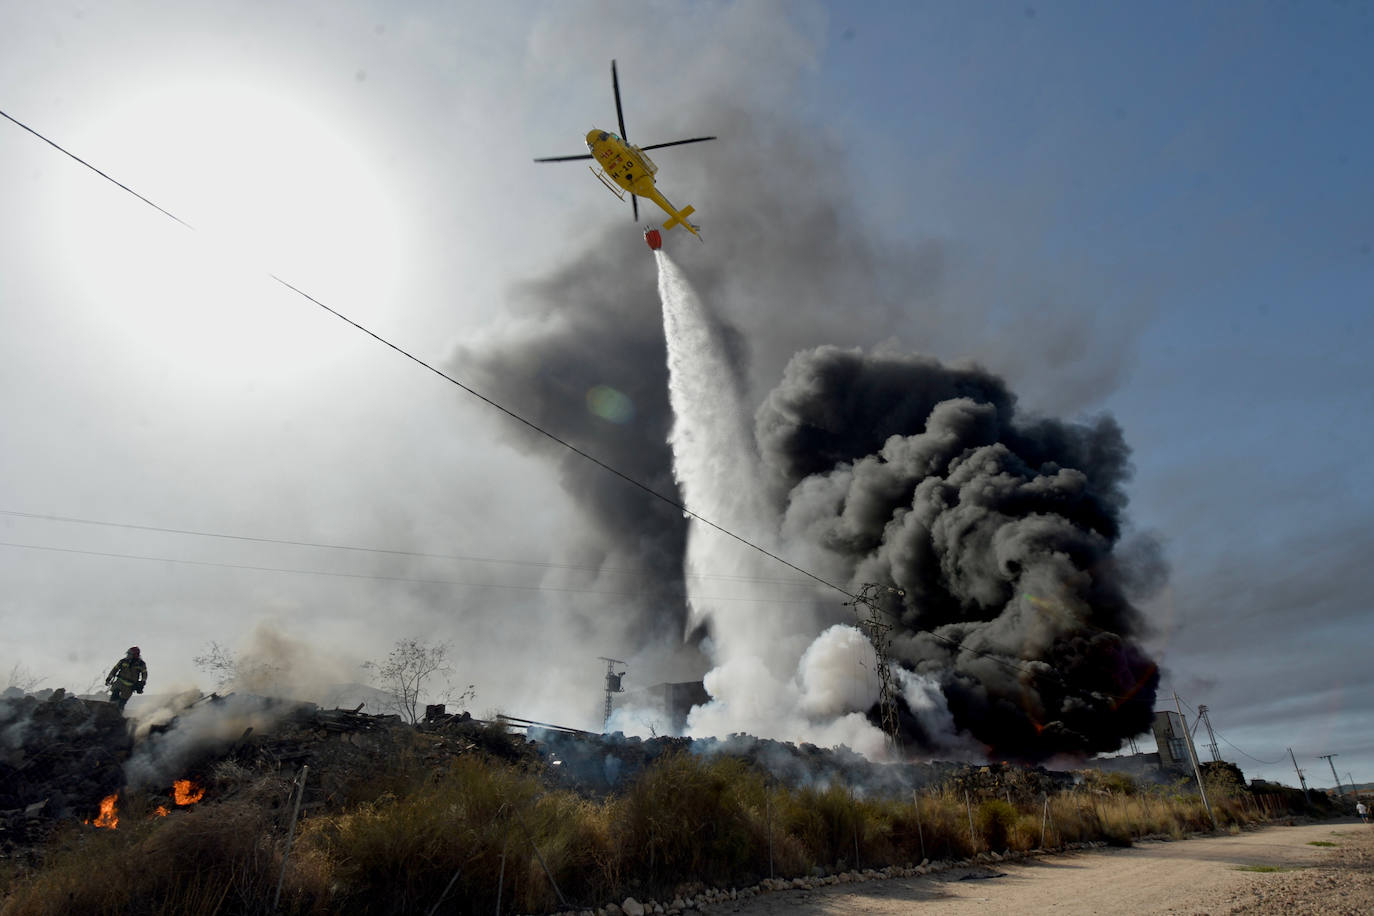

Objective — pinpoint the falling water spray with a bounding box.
[654,251,770,640]
[653,253,890,757]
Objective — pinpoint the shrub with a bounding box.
[975,799,1018,852]
[299,754,607,915]
[612,752,767,888]
[777,784,864,869]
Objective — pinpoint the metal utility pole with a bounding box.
[1196,705,1222,762]
[597,657,627,731]
[846,583,904,754]
[1174,691,1216,828]
[1318,754,1342,796]
[1289,748,1311,803]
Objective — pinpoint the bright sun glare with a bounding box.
[52,79,405,386]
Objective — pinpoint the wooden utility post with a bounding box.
[1288,748,1311,803]
[1174,692,1216,829]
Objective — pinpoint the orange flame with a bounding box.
[173,779,205,806]
[86,794,118,829]
[154,805,170,817]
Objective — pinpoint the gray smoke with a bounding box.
[456,98,1157,754]
[763,345,1162,759]
[125,692,301,789]
[452,246,696,646]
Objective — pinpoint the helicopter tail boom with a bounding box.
[663,204,696,232]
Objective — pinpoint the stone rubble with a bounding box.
[542,844,1119,916]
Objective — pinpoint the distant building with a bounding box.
[615,681,708,735]
[1151,710,1193,774]
[1090,710,1204,780]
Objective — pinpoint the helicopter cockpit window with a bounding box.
[597,131,610,142]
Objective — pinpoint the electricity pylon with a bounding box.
[1319,753,1343,795]
[1196,704,1222,762]
[598,657,627,731]
[847,583,904,754]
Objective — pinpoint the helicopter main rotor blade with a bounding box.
[532,153,595,162]
[639,136,717,152]
[612,59,629,141]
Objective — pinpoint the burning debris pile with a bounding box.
[0,688,538,855]
[4,681,1078,850]
[202,700,540,809]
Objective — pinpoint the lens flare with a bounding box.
[586,385,635,423]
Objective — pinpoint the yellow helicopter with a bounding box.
[534,61,715,240]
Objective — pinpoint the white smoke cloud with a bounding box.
[797,624,880,718]
[125,691,300,789]
[894,667,982,758]
[685,647,890,761]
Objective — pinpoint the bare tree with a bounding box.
[4,662,45,694]
[79,671,109,698]
[192,641,282,692]
[363,638,471,724]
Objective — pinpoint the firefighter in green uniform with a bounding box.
[105,646,147,712]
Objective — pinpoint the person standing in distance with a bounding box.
[105,646,147,712]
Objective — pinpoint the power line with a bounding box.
[1,107,1150,711]
[0,508,817,587]
[0,105,852,605]
[1220,730,1280,769]
[6,501,1147,702]
[1168,692,1283,766]
[3,521,1144,705]
[0,109,192,228]
[0,540,804,604]
[0,526,1150,704]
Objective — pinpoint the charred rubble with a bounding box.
[1,690,130,832]
[531,727,1071,800]
[3,687,1074,859]
[0,690,545,854]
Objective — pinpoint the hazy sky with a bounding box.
[2,1,1370,788]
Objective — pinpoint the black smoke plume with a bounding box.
[761,345,1161,760]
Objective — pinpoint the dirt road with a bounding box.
[716,820,1372,915]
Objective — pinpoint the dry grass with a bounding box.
[0,784,329,916]
[2,754,1282,916]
